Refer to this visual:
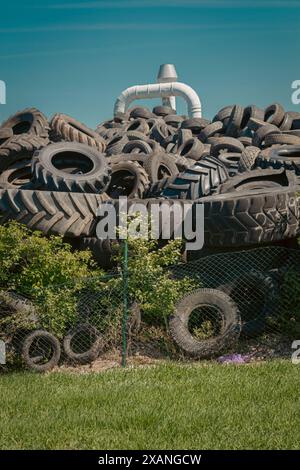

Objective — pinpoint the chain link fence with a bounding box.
[1,245,300,371]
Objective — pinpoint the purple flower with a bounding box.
[217,353,251,364]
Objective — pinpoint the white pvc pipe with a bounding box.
[114,82,202,118]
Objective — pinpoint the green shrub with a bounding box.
[0,222,194,338]
[0,222,103,337]
[117,238,196,325]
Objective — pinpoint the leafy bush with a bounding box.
[0,222,194,339]
[117,238,196,325]
[0,222,103,337]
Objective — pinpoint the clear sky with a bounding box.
[1,0,300,127]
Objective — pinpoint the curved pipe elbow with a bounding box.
[114,82,202,118]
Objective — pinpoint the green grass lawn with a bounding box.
[0,360,299,450]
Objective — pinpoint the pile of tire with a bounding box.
[1,103,300,266]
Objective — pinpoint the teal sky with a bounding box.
[1,0,300,127]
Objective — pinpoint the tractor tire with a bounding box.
[0,159,34,189]
[0,108,49,138]
[143,152,179,182]
[107,161,149,198]
[201,186,300,247]
[51,113,106,152]
[0,134,49,172]
[217,168,295,194]
[161,157,228,199]
[32,142,111,193]
[0,188,109,237]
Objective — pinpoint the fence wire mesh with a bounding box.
[1,245,300,371]
[126,246,300,365]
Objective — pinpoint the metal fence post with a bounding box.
[121,239,129,367]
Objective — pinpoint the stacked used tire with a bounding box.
[1,103,300,266]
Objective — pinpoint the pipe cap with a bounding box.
[157,64,178,83]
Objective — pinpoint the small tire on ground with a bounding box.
[63,324,103,364]
[21,329,61,372]
[169,288,241,358]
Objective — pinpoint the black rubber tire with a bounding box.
[257,145,300,174]
[0,134,49,172]
[213,105,234,123]
[217,168,294,194]
[181,118,210,134]
[144,177,171,198]
[0,188,109,237]
[150,121,174,146]
[129,107,154,120]
[252,124,279,147]
[144,152,179,182]
[125,118,149,135]
[106,153,147,165]
[264,103,285,127]
[238,146,261,172]
[283,130,300,137]
[217,152,241,172]
[21,330,61,372]
[164,115,184,128]
[152,105,175,117]
[162,157,228,199]
[0,290,37,320]
[63,324,103,364]
[177,138,204,160]
[279,113,293,131]
[238,136,253,147]
[32,142,111,193]
[210,137,244,158]
[241,105,264,130]
[105,134,128,156]
[199,121,223,143]
[0,128,13,141]
[247,117,266,132]
[0,159,34,189]
[0,108,49,138]
[50,113,106,153]
[169,288,241,358]
[107,161,149,198]
[79,237,117,269]
[126,130,149,142]
[97,127,120,141]
[172,154,195,171]
[201,186,300,247]
[264,133,300,146]
[176,128,192,146]
[122,140,153,155]
[226,105,244,137]
[219,270,279,337]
